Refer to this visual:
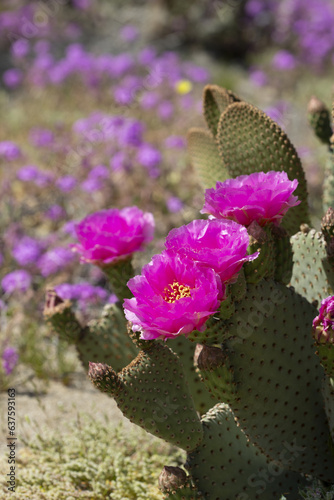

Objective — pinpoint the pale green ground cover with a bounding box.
[0,413,185,499]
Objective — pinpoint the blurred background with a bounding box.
[1,0,334,402]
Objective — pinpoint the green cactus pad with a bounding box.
[44,290,83,343]
[220,279,334,482]
[230,268,247,302]
[187,127,228,188]
[323,141,334,213]
[322,377,334,443]
[316,343,334,379]
[243,223,276,284]
[203,84,241,137]
[78,304,138,371]
[307,96,332,145]
[168,336,216,415]
[89,342,203,451]
[45,289,138,372]
[271,225,294,284]
[216,101,310,235]
[196,344,237,404]
[102,257,134,302]
[290,228,334,305]
[187,403,307,499]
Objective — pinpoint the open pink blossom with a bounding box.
[201,171,300,227]
[124,252,223,341]
[165,219,258,284]
[312,296,334,343]
[72,207,155,265]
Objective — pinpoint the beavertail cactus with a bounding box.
[46,84,334,498]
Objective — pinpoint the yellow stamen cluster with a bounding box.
[162,281,191,303]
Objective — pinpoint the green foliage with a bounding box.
[0,415,185,500]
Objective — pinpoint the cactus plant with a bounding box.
[46,84,334,498]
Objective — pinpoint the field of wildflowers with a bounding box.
[1,0,334,498]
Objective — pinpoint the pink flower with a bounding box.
[72,207,155,265]
[312,296,334,343]
[165,219,258,284]
[124,252,223,341]
[201,171,300,227]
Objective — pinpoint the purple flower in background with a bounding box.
[165,219,258,285]
[312,296,334,343]
[29,128,54,147]
[45,204,66,221]
[62,220,78,238]
[249,68,268,87]
[17,165,54,186]
[108,293,118,304]
[138,47,156,66]
[17,165,39,181]
[56,176,77,192]
[202,171,300,227]
[2,347,19,376]
[110,151,128,172]
[89,165,109,179]
[272,50,297,71]
[12,236,42,266]
[72,206,155,266]
[140,91,160,110]
[11,38,30,58]
[124,252,222,341]
[164,135,186,149]
[3,68,23,88]
[118,120,145,147]
[120,25,139,42]
[81,177,103,192]
[72,0,91,9]
[184,63,210,82]
[0,141,21,161]
[2,270,32,293]
[137,143,162,169]
[55,282,108,303]
[167,196,184,213]
[158,101,173,120]
[38,247,74,276]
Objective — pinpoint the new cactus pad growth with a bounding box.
[46,84,334,498]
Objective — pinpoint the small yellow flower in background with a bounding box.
[175,79,193,95]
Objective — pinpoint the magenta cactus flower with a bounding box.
[124,252,223,341]
[201,171,300,227]
[72,207,155,266]
[312,296,334,343]
[165,219,258,284]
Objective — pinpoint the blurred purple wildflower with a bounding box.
[56,176,77,192]
[38,247,74,277]
[11,39,30,59]
[3,68,23,88]
[12,236,43,266]
[120,25,139,42]
[29,128,54,147]
[165,135,186,149]
[0,141,21,160]
[272,50,297,70]
[2,347,19,376]
[137,143,162,169]
[2,270,32,293]
[167,196,184,213]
